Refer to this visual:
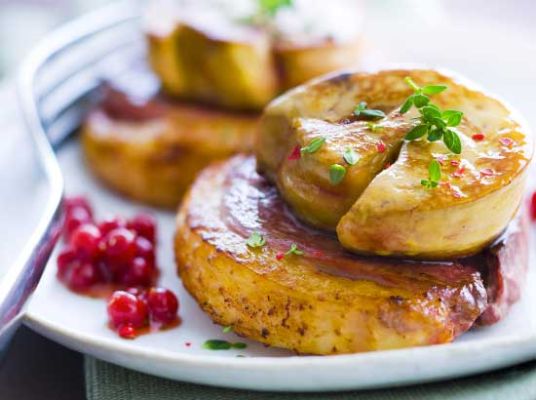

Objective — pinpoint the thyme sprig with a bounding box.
[401,77,463,154]
[421,160,441,189]
[246,232,266,248]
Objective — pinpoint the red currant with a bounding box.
[69,224,102,260]
[118,324,137,339]
[67,262,103,291]
[57,247,77,279]
[135,236,155,264]
[147,288,179,325]
[128,214,156,243]
[103,228,137,267]
[98,216,127,237]
[107,291,148,328]
[64,207,92,241]
[126,287,147,300]
[120,257,154,287]
[64,196,93,218]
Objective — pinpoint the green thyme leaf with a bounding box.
[300,137,326,154]
[329,164,347,185]
[354,101,367,114]
[427,128,443,141]
[442,110,464,127]
[354,101,386,120]
[343,147,359,165]
[430,117,447,129]
[285,243,304,256]
[421,160,441,189]
[443,129,462,154]
[422,106,442,119]
[400,96,414,114]
[405,124,428,140]
[428,159,441,182]
[360,109,386,120]
[422,85,447,95]
[413,94,429,108]
[246,231,266,248]
[222,326,233,333]
[203,340,232,350]
[202,339,247,350]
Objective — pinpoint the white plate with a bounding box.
[23,139,536,392]
[23,2,536,392]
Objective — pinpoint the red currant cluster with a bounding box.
[58,197,157,291]
[108,287,179,339]
[57,196,180,339]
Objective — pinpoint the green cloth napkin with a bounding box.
[85,356,536,400]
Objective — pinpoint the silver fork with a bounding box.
[1,0,143,347]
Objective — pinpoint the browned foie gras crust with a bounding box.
[174,155,528,355]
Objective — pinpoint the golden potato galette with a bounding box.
[257,69,532,259]
[175,155,528,354]
[145,0,362,110]
[82,83,256,208]
[175,69,531,355]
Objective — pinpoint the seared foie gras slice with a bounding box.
[174,156,530,355]
[277,112,414,229]
[257,69,532,258]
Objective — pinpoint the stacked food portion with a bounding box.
[175,68,532,354]
[76,0,531,356]
[82,0,362,207]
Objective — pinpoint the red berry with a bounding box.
[127,287,148,302]
[57,247,77,279]
[118,324,137,339]
[530,192,536,221]
[67,262,103,291]
[135,236,155,264]
[147,288,179,325]
[98,216,127,237]
[103,228,137,267]
[128,214,156,243]
[107,291,148,328]
[64,196,93,218]
[69,224,102,259]
[64,207,92,241]
[120,257,155,287]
